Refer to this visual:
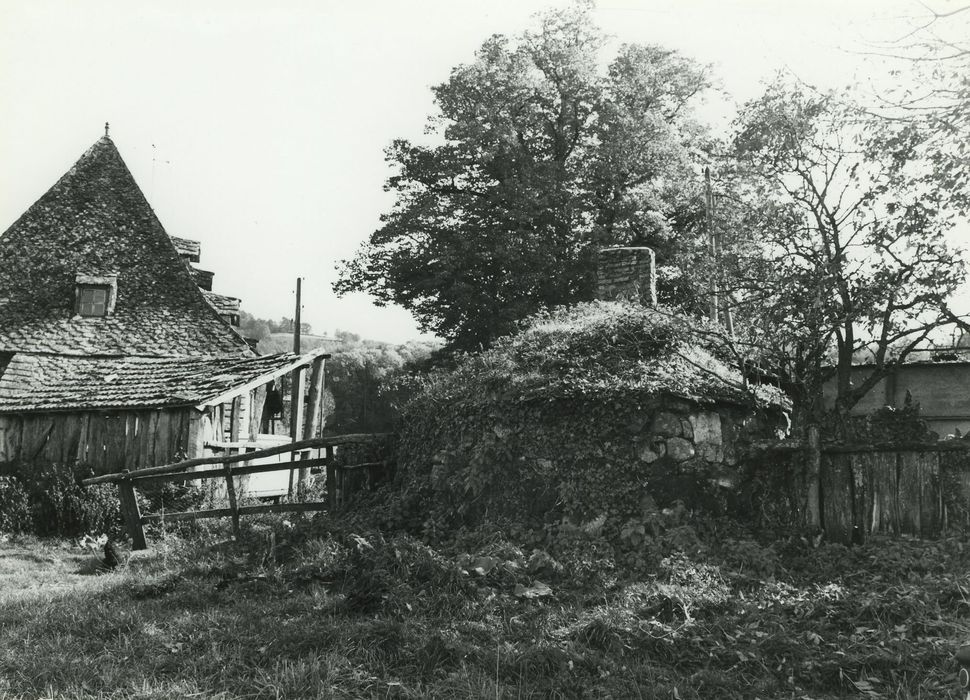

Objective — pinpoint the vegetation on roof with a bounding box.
[409,301,785,409]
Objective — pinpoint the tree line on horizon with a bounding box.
[237,312,314,343]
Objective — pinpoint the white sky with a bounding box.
[0,0,960,343]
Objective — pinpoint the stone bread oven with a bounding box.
[396,248,790,528]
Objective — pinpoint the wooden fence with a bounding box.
[759,438,970,544]
[81,433,390,550]
[819,442,970,544]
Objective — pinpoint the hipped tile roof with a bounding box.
[0,136,252,357]
[0,352,316,412]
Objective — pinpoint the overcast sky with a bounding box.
[0,0,956,343]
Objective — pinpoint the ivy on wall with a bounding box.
[395,302,788,536]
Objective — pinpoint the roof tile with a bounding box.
[0,353,314,412]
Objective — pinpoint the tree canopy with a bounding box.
[334,4,970,431]
[870,4,969,216]
[335,4,712,349]
[722,76,966,424]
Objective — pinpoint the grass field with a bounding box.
[1,518,969,699]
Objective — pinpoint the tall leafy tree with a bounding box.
[335,4,711,349]
[727,77,967,426]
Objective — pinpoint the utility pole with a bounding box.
[705,167,734,336]
[288,277,306,499]
[705,167,719,327]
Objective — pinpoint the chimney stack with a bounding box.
[596,247,656,307]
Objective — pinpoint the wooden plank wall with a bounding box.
[820,449,947,544]
[0,409,197,475]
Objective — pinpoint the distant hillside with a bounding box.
[257,333,339,355]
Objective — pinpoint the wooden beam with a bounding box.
[338,460,385,471]
[823,441,970,454]
[140,501,330,524]
[131,457,331,485]
[299,355,327,495]
[289,365,306,499]
[186,412,206,460]
[141,508,234,523]
[118,481,147,550]
[81,433,390,485]
[326,445,336,510]
[205,440,305,451]
[229,396,242,444]
[193,347,331,410]
[223,462,241,539]
[238,502,329,516]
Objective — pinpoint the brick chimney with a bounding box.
[596,247,656,307]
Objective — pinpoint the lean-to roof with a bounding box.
[0,350,327,413]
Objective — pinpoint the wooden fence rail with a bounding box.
[81,432,390,550]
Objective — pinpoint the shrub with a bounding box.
[138,480,207,515]
[4,461,123,537]
[0,476,31,533]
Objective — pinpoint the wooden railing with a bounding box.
[81,433,390,550]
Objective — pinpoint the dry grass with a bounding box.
[0,522,968,699]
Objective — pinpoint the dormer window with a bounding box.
[78,286,109,316]
[74,273,118,318]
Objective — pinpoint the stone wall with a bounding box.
[596,247,656,307]
[637,407,736,468]
[630,397,782,503]
[401,390,785,528]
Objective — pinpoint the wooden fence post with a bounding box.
[223,462,242,539]
[118,477,147,550]
[325,445,336,510]
[300,356,327,496]
[288,366,306,499]
[805,425,821,530]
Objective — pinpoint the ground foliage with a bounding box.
[1,512,969,698]
[393,301,786,537]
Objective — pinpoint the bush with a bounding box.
[138,480,207,515]
[2,461,123,537]
[0,476,31,533]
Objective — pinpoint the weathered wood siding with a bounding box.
[0,408,200,475]
[818,447,968,544]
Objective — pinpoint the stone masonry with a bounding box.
[596,247,657,307]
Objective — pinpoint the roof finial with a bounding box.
[104,122,110,137]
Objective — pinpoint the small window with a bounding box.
[78,286,109,317]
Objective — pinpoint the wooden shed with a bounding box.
[0,350,327,477]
